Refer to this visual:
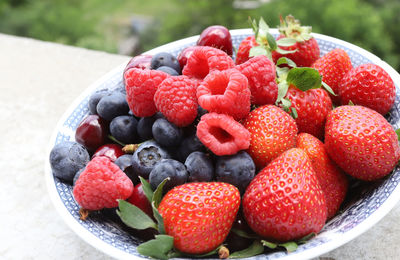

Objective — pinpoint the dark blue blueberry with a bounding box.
[137,112,164,141]
[149,159,188,191]
[156,66,179,76]
[110,115,139,144]
[197,106,208,119]
[50,141,90,183]
[88,90,110,115]
[150,52,181,74]
[185,152,214,182]
[73,168,85,186]
[114,85,127,95]
[215,151,256,194]
[131,140,171,179]
[96,92,129,121]
[115,154,139,185]
[152,118,183,147]
[176,134,206,162]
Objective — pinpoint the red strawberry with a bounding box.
[296,133,349,219]
[236,55,278,105]
[235,35,259,65]
[325,105,400,181]
[242,105,298,169]
[243,148,327,242]
[285,86,332,140]
[338,63,395,115]
[158,182,241,254]
[312,48,353,104]
[272,15,319,67]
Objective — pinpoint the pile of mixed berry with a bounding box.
[50,15,400,258]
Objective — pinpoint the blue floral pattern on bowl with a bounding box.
[46,29,400,260]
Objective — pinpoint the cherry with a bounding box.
[92,143,124,162]
[124,54,152,74]
[177,45,197,69]
[128,183,153,217]
[75,114,107,151]
[197,25,233,56]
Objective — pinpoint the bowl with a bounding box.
[45,29,400,259]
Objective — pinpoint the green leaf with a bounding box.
[152,201,166,234]
[276,82,289,105]
[348,100,355,106]
[322,81,336,96]
[152,177,170,209]
[395,129,400,141]
[279,242,298,253]
[291,107,298,119]
[261,240,278,249]
[281,98,292,110]
[231,228,259,239]
[249,46,268,58]
[229,240,264,258]
[276,57,297,68]
[276,37,297,47]
[137,235,174,260]
[117,200,157,230]
[266,33,277,51]
[287,67,322,91]
[298,232,316,244]
[258,17,269,34]
[276,47,297,54]
[176,245,222,258]
[139,177,154,203]
[276,67,290,81]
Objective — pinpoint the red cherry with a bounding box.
[92,143,124,162]
[177,46,197,69]
[124,55,152,74]
[197,25,233,56]
[75,114,107,151]
[128,183,153,217]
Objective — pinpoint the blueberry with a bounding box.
[185,152,214,182]
[115,154,139,185]
[150,52,181,74]
[50,141,90,183]
[137,112,164,141]
[110,115,139,144]
[131,140,171,178]
[152,118,183,147]
[88,90,110,115]
[176,134,205,162]
[97,92,129,121]
[197,106,208,119]
[215,151,256,194]
[156,66,179,76]
[149,159,188,191]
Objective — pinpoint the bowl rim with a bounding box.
[45,28,400,260]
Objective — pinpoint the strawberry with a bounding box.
[235,35,259,65]
[312,48,353,104]
[325,105,400,181]
[338,63,396,115]
[285,86,332,140]
[296,133,349,219]
[242,105,298,169]
[158,182,240,254]
[272,15,320,67]
[243,148,327,242]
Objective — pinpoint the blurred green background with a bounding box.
[1,0,399,71]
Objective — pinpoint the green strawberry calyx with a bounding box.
[248,17,297,60]
[278,15,313,42]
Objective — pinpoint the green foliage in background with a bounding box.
[0,0,399,71]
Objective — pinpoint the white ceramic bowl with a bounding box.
[45,29,400,260]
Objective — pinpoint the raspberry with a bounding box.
[196,112,250,156]
[124,68,169,117]
[182,46,234,81]
[236,55,278,105]
[73,156,134,210]
[197,69,250,120]
[154,76,198,127]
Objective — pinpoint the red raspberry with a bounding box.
[235,35,259,65]
[124,68,169,117]
[154,76,198,127]
[196,112,250,156]
[182,46,234,81]
[236,55,278,105]
[197,69,250,120]
[73,156,133,210]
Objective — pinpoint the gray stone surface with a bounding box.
[1,33,399,259]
